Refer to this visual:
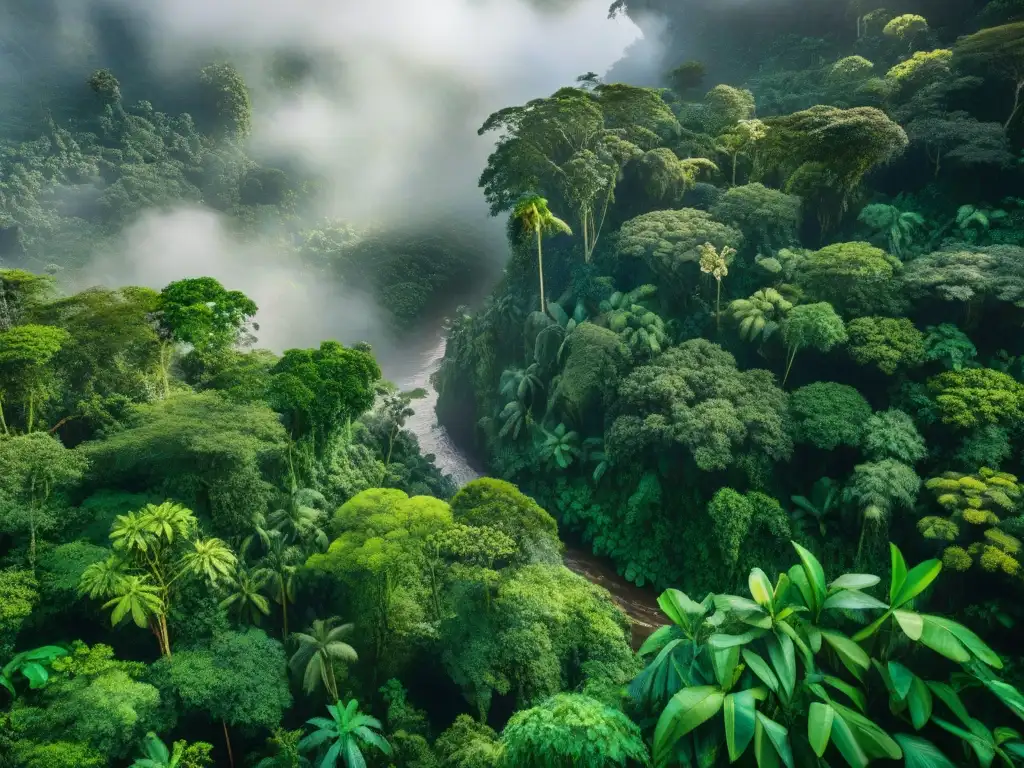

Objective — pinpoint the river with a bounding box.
[385,328,664,649]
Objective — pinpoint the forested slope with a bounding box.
[5,0,1024,766]
[432,0,1024,763]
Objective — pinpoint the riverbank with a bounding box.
[384,327,664,650]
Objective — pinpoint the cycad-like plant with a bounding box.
[500,364,545,407]
[299,699,391,768]
[790,477,842,539]
[730,288,793,344]
[498,399,532,441]
[538,423,581,470]
[858,203,926,257]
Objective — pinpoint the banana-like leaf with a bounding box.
[742,649,779,695]
[791,541,827,614]
[749,568,775,610]
[808,702,834,757]
[822,590,889,612]
[653,686,725,768]
[892,558,942,609]
[765,631,796,700]
[724,688,766,762]
[828,574,881,591]
[890,543,909,605]
[755,712,794,768]
[821,630,870,681]
[894,734,957,768]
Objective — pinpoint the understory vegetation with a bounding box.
[4,0,1024,766]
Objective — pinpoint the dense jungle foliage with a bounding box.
[431,0,1024,764]
[5,0,1024,767]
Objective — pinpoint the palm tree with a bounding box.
[512,194,572,313]
[258,534,302,638]
[289,618,358,702]
[101,575,167,656]
[180,538,237,585]
[220,565,271,625]
[299,699,391,768]
[268,487,329,550]
[129,732,197,768]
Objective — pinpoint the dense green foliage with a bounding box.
[7,1,1024,766]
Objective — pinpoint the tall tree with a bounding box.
[511,195,572,312]
[954,22,1024,128]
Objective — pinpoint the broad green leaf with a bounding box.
[766,631,796,699]
[725,689,763,761]
[659,588,708,626]
[888,661,915,700]
[792,541,826,613]
[927,682,971,725]
[931,717,996,767]
[653,686,725,768]
[776,621,815,669]
[754,717,781,768]
[20,663,48,689]
[894,734,956,768]
[890,543,908,605]
[823,590,889,612]
[638,627,680,658]
[893,558,942,609]
[995,727,1022,745]
[788,564,815,612]
[831,702,903,761]
[918,615,972,664]
[715,595,773,628]
[749,568,775,610]
[980,677,1024,723]
[773,573,791,607]
[828,574,881,591]
[756,712,794,768]
[830,708,870,768]
[808,702,834,757]
[742,649,779,694]
[894,610,924,640]
[0,675,14,696]
[709,628,768,649]
[908,677,933,730]
[712,644,742,690]
[821,630,870,681]
[822,675,868,713]
[930,616,1001,668]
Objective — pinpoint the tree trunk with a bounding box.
[536,226,546,313]
[281,598,289,640]
[1005,79,1024,130]
[0,394,8,435]
[715,280,722,333]
[326,659,339,703]
[732,154,738,186]
[783,346,799,386]
[222,720,235,768]
[0,279,10,332]
[27,389,34,433]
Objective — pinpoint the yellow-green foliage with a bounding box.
[921,468,1023,578]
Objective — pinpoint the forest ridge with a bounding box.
[3,0,1024,767]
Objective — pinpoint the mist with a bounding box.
[4,0,647,360]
